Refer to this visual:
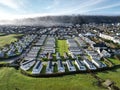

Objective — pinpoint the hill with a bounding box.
[0,15,120,26]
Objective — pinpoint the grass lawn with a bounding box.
[0,62,9,64]
[0,34,23,48]
[0,67,105,90]
[0,33,6,36]
[54,64,58,73]
[57,40,68,56]
[97,68,120,88]
[41,65,46,74]
[107,58,120,65]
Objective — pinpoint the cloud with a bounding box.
[86,3,120,13]
[0,0,120,20]
[55,0,105,14]
[0,0,18,9]
[0,12,60,20]
[45,0,61,9]
[0,0,27,10]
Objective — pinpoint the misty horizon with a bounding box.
[0,0,120,20]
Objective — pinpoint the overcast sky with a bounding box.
[0,0,120,20]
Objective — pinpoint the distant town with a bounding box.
[0,22,120,89]
[0,23,120,72]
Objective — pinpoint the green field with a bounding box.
[1,67,120,90]
[57,40,68,56]
[0,67,105,90]
[107,58,120,65]
[0,34,23,48]
[1,37,120,90]
[0,33,6,36]
[97,68,120,87]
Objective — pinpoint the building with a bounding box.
[75,60,86,71]
[47,53,53,60]
[57,60,65,72]
[75,37,87,47]
[66,60,76,71]
[32,61,43,74]
[0,50,4,57]
[42,36,56,54]
[17,46,23,53]
[91,59,106,68]
[7,50,16,57]
[69,47,82,55]
[35,35,47,46]
[97,49,111,58]
[64,52,69,59]
[20,60,36,71]
[83,59,96,70]
[85,50,101,60]
[24,46,40,61]
[99,33,114,41]
[46,61,53,74]
[70,53,77,59]
[56,52,61,60]
[99,33,120,44]
[67,39,78,47]
[85,32,96,37]
[91,42,108,50]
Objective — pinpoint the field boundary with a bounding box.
[19,65,120,78]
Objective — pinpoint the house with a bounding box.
[83,59,96,70]
[7,50,15,57]
[67,38,83,56]
[57,60,65,72]
[35,35,47,46]
[70,53,77,59]
[90,54,101,61]
[25,46,40,60]
[91,42,108,50]
[26,52,37,59]
[113,49,120,55]
[64,52,69,59]
[99,33,120,44]
[112,36,120,44]
[85,32,96,37]
[67,39,78,47]
[20,60,36,71]
[42,49,55,54]
[82,37,96,45]
[47,53,53,60]
[17,46,23,53]
[56,52,61,60]
[2,47,9,52]
[21,43,27,49]
[97,49,111,58]
[45,37,56,49]
[75,37,87,47]
[24,57,35,61]
[85,50,101,60]
[75,60,86,71]
[99,33,114,41]
[69,47,82,55]
[0,50,4,57]
[39,53,47,58]
[43,39,56,53]
[32,61,43,74]
[91,59,106,68]
[46,60,53,74]
[66,60,76,71]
